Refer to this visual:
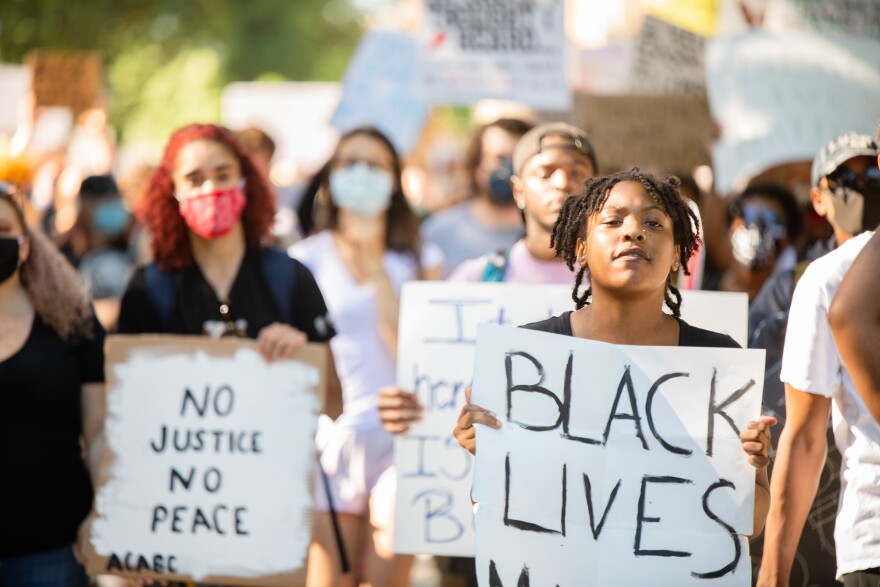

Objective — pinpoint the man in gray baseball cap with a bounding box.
[810,131,880,241]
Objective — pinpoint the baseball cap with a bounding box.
[811,132,879,186]
[513,122,597,176]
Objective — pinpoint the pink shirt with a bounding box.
[448,239,574,285]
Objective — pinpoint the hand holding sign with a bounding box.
[453,385,500,455]
[378,385,425,433]
[255,322,307,363]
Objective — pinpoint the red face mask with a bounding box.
[177,185,246,239]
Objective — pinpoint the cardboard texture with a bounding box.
[26,50,102,114]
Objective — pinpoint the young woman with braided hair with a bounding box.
[453,168,776,539]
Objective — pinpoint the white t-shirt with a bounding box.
[289,230,443,431]
[780,230,880,578]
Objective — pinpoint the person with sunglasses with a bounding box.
[751,132,880,586]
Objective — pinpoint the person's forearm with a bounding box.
[751,467,770,539]
[759,427,826,584]
[830,231,880,420]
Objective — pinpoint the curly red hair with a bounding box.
[139,123,276,271]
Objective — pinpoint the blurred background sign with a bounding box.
[222,82,341,176]
[707,29,880,194]
[574,93,714,175]
[419,0,570,110]
[331,30,429,155]
[26,50,102,115]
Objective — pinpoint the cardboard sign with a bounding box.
[393,282,574,556]
[26,50,101,115]
[331,30,429,155]
[706,29,880,194]
[630,16,706,96]
[420,0,570,110]
[471,325,765,586]
[83,336,327,585]
[574,94,713,173]
[393,283,748,557]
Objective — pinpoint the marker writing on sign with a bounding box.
[504,350,754,455]
[147,383,254,541]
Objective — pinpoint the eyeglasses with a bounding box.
[826,165,880,193]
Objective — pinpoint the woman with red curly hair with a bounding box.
[118,124,336,363]
[0,184,105,587]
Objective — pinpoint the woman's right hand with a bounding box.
[453,386,500,455]
[378,386,424,433]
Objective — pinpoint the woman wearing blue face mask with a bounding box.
[289,127,443,587]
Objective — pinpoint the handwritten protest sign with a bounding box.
[83,336,326,585]
[25,50,101,115]
[706,30,880,194]
[420,0,570,110]
[630,16,706,96]
[472,325,764,586]
[393,283,748,557]
[394,282,573,556]
[331,30,429,155]
[574,93,713,173]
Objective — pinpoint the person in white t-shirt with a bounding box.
[289,127,442,587]
[758,228,880,586]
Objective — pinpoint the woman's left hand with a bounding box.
[739,415,777,469]
[256,322,308,363]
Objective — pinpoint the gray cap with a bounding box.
[811,132,879,186]
[512,122,597,176]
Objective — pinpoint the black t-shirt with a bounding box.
[522,311,740,348]
[117,249,335,341]
[1,315,105,558]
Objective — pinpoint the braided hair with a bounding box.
[550,168,700,317]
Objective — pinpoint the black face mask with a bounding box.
[488,158,515,204]
[827,185,880,234]
[0,236,23,284]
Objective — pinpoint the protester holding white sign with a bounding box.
[290,126,442,587]
[114,123,338,582]
[469,324,766,585]
[454,170,774,583]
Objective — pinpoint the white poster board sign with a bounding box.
[419,0,570,110]
[472,325,765,586]
[0,63,30,135]
[393,283,748,557]
[394,282,574,556]
[706,29,880,194]
[221,82,341,174]
[85,337,324,585]
[331,30,429,155]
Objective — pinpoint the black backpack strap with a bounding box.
[143,262,176,332]
[261,247,296,325]
[481,247,511,282]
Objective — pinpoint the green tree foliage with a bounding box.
[0,0,364,141]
